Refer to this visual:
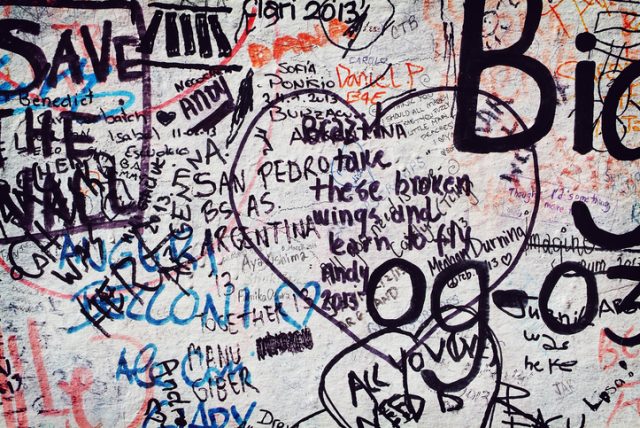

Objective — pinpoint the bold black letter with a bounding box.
[572,201,640,250]
[601,61,640,161]
[0,19,49,96]
[455,0,555,152]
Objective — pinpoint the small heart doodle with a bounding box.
[156,110,176,126]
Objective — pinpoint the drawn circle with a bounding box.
[575,32,597,52]
[538,261,598,335]
[365,258,426,327]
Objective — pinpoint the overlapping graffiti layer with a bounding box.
[0,0,639,427]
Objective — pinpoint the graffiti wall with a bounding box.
[0,0,639,426]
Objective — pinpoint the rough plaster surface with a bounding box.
[0,0,639,427]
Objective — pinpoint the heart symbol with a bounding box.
[275,281,320,330]
[501,253,513,266]
[156,110,176,126]
[229,87,540,357]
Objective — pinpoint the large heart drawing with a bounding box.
[228,86,540,364]
[317,324,502,428]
